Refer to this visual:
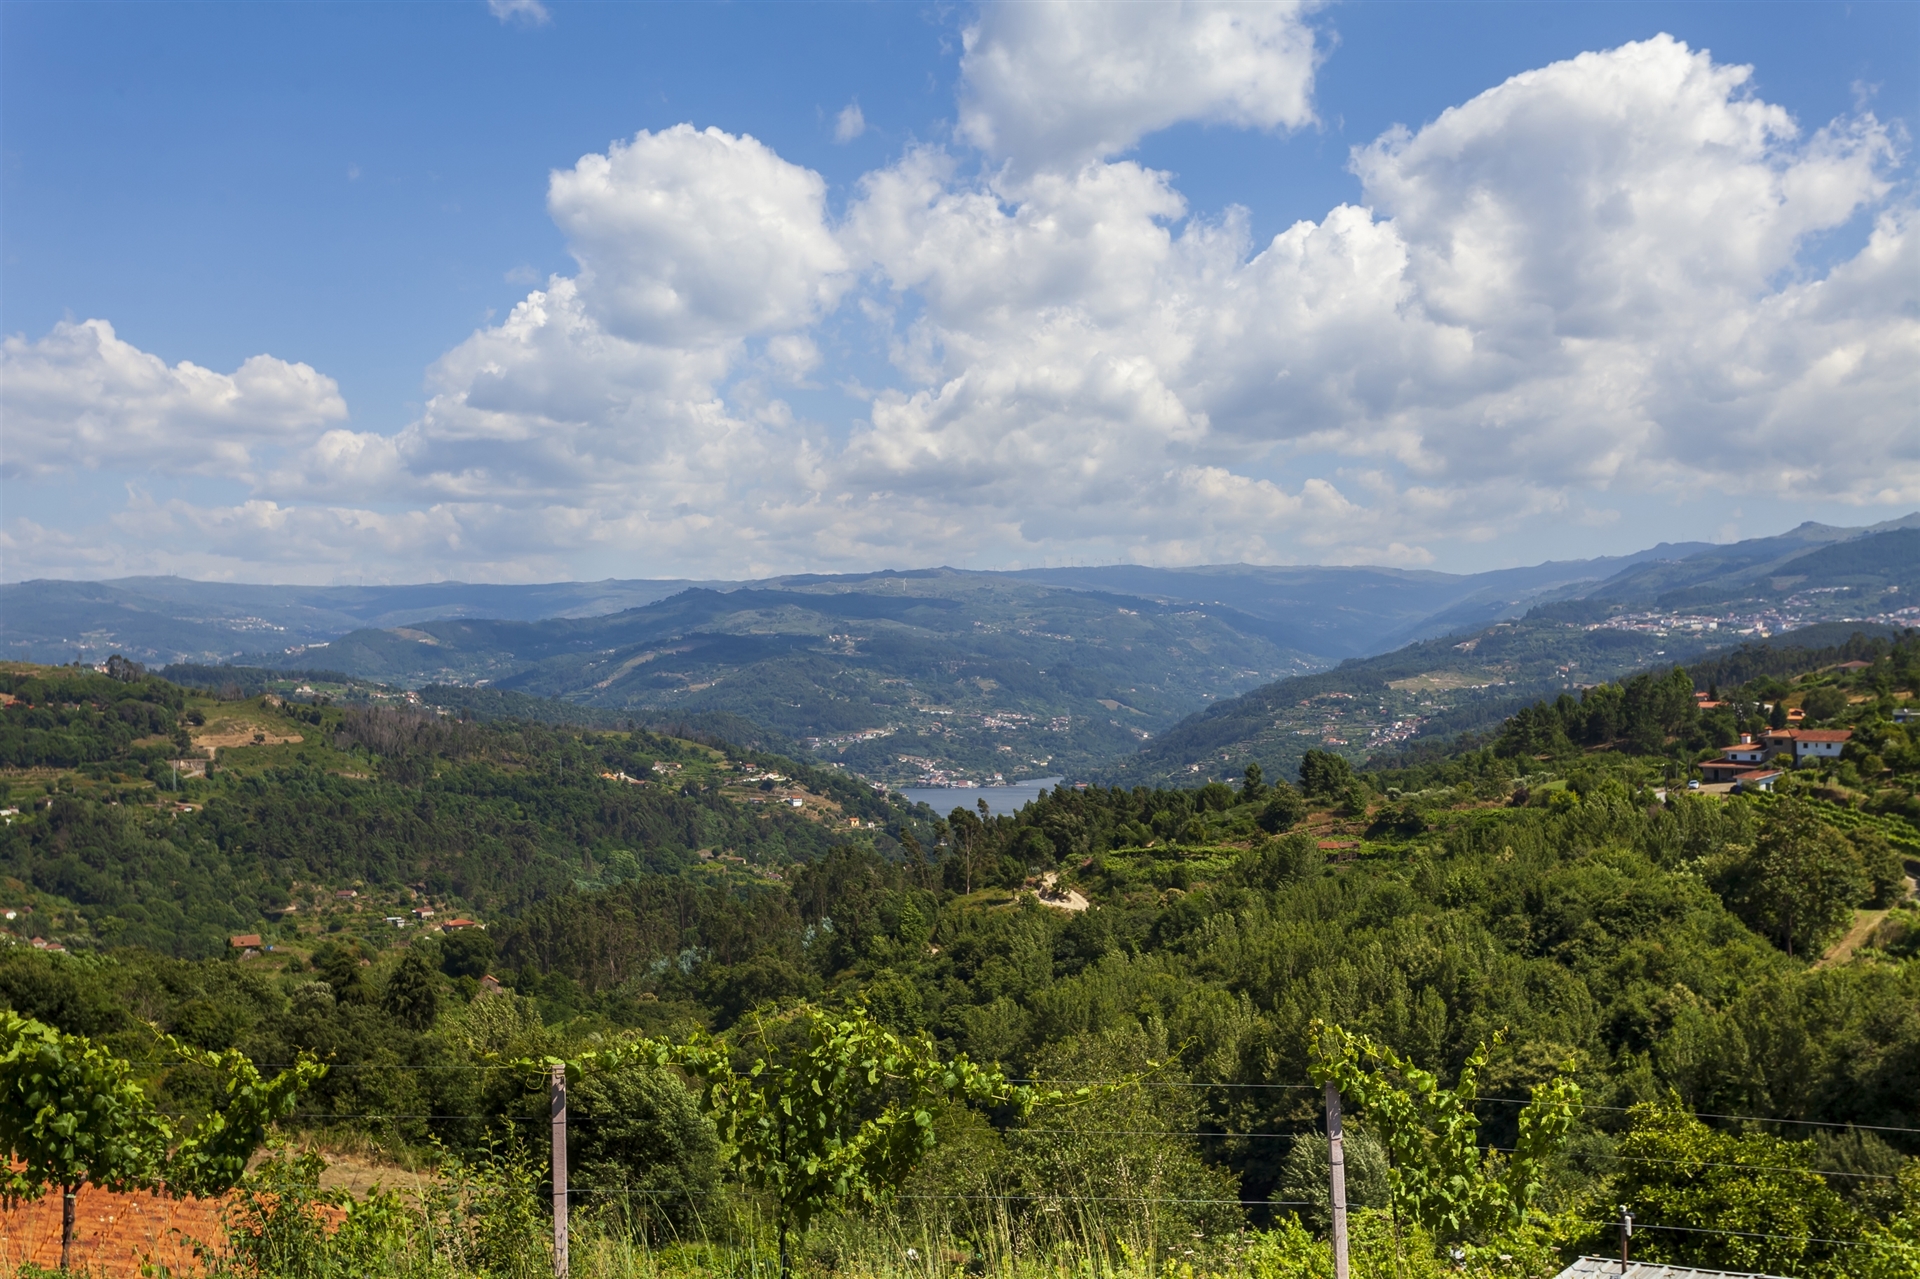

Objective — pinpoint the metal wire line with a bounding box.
[548,1190,1897,1247]
[266,1064,1920,1135]
[1571,1217,1883,1251]
[562,1187,1317,1207]
[254,1112,1901,1182]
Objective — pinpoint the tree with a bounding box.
[1611,1098,1857,1276]
[0,1013,170,1270]
[1242,762,1267,803]
[0,1012,322,1270]
[580,1004,1043,1277]
[1275,1124,1391,1232]
[1299,750,1354,799]
[1308,1021,1581,1246]
[381,948,441,1031]
[315,943,370,1004]
[163,1044,329,1198]
[947,805,988,895]
[1720,795,1868,958]
[1801,685,1849,725]
[568,1059,721,1241]
[1258,785,1307,833]
[439,928,496,980]
[103,655,146,683]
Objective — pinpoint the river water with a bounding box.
[899,777,1065,818]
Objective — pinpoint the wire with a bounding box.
[1471,1096,1920,1135]
[223,1065,1920,1136]
[1574,1216,1879,1251]
[561,1187,1316,1208]
[252,1115,1898,1184]
[998,1078,1920,1135]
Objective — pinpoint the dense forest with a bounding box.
[0,636,1916,1277]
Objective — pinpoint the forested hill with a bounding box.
[2,650,1918,1275]
[1100,614,1717,788]
[246,575,1334,787]
[0,661,917,958]
[1109,611,1915,790]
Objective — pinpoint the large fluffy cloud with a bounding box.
[232,124,850,577]
[8,29,1915,582]
[958,0,1321,170]
[0,319,345,481]
[548,124,849,345]
[831,34,1914,565]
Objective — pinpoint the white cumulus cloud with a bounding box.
[547,125,849,346]
[958,0,1321,170]
[8,31,1915,583]
[0,318,346,481]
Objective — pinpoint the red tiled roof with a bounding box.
[1789,730,1852,742]
[228,934,262,949]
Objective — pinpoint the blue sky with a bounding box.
[3,1,1916,584]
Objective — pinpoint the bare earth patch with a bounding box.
[1031,872,1090,912]
[193,721,304,750]
[1819,909,1890,969]
[1388,670,1491,692]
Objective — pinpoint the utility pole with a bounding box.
[1620,1207,1633,1274]
[1327,1081,1350,1279]
[551,1063,569,1279]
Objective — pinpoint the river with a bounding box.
[899,776,1065,818]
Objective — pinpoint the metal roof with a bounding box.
[1555,1259,1792,1279]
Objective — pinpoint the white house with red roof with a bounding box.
[1781,728,1851,762]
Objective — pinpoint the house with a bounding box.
[28,937,65,953]
[1720,736,1769,764]
[228,934,263,949]
[384,916,407,927]
[412,907,436,919]
[334,889,358,900]
[1699,759,1764,784]
[1731,768,1782,793]
[441,918,481,931]
[478,974,505,996]
[1555,1259,1791,1278]
[1783,728,1851,762]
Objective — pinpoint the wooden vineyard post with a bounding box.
[1327,1081,1350,1279]
[551,1063,569,1279]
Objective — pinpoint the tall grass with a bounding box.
[161,1147,1521,1279]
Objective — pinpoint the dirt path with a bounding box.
[1819,909,1890,969]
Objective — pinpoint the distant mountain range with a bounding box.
[2,536,1755,671]
[4,514,1914,786]
[1111,517,1920,788]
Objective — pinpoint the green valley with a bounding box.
[0,630,1916,1277]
